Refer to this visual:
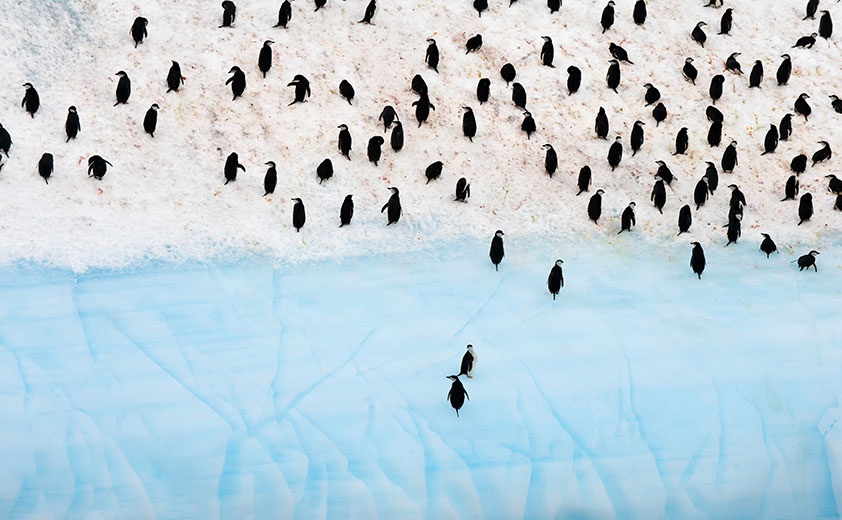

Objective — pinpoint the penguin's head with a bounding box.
[555,259,564,266]
[495,230,504,237]
[228,66,240,74]
[462,106,473,112]
[447,375,459,381]
[818,140,829,146]
[691,242,701,247]
[567,65,578,73]
[811,33,818,38]
[542,36,551,42]
[172,60,179,66]
[596,189,605,195]
[338,124,348,130]
[264,40,274,46]
[730,52,741,58]
[810,250,820,256]
[543,143,553,150]
[426,38,436,44]
[69,106,77,113]
[644,82,653,88]
[696,21,706,27]
[803,193,813,200]
[291,197,302,203]
[800,93,810,99]
[388,187,399,194]
[265,161,275,167]
[115,71,127,77]
[728,184,738,190]
[685,57,694,63]
[761,233,770,239]
[656,160,665,166]
[150,103,159,110]
[781,54,790,60]
[22,82,33,89]
[467,344,473,350]
[827,174,838,179]
[635,120,645,126]
[628,202,636,208]
[730,140,738,146]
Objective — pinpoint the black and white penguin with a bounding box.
[425,161,443,184]
[390,122,404,152]
[601,1,615,33]
[458,345,478,378]
[65,106,80,142]
[220,1,237,27]
[607,136,623,171]
[777,54,792,85]
[694,176,709,210]
[21,83,39,118]
[490,230,505,271]
[760,233,777,258]
[339,79,355,105]
[425,38,439,73]
[338,124,352,160]
[143,103,159,137]
[791,154,808,174]
[683,57,698,84]
[547,259,564,300]
[381,187,402,225]
[38,153,53,184]
[618,202,636,234]
[340,194,354,226]
[609,42,633,64]
[275,0,292,28]
[651,176,667,214]
[317,158,333,184]
[287,75,311,105]
[412,93,435,127]
[633,0,646,25]
[652,102,668,126]
[501,63,516,86]
[263,161,277,196]
[630,120,645,156]
[224,152,245,184]
[540,36,555,67]
[749,60,763,88]
[692,21,707,47]
[655,160,675,185]
[796,250,819,271]
[314,0,326,12]
[718,8,733,35]
[798,193,814,225]
[805,0,819,20]
[795,93,811,121]
[367,136,385,165]
[544,144,558,177]
[455,177,471,202]
[588,189,605,223]
[826,174,842,194]
[595,107,609,140]
[782,175,799,201]
[606,59,621,92]
[709,74,725,104]
[379,105,399,131]
[521,111,536,139]
[812,141,832,166]
[725,52,743,75]
[477,78,490,104]
[0,124,11,157]
[725,212,742,246]
[705,161,719,193]
[830,95,842,113]
[512,82,527,109]
[465,34,483,54]
[761,124,778,155]
[819,10,833,39]
[678,205,692,235]
[358,0,376,24]
[728,184,746,209]
[87,155,112,180]
[577,166,592,195]
[722,141,738,173]
[258,40,274,78]
[793,33,818,48]
[446,375,469,417]
[674,127,689,155]
[226,66,246,100]
[567,66,581,95]
[291,197,306,231]
[114,71,132,106]
[643,83,660,106]
[130,16,148,47]
[780,113,793,141]
[690,242,706,279]
[462,106,477,141]
[166,61,184,92]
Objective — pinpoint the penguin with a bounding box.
[455,177,471,202]
[367,136,385,165]
[425,39,439,73]
[462,106,477,141]
[791,154,808,174]
[446,375,469,417]
[340,194,354,226]
[547,259,564,300]
[287,75,311,105]
[633,0,647,25]
[465,34,483,54]
[458,345,477,378]
[588,189,605,223]
[653,102,667,126]
[544,144,558,177]
[830,95,842,113]
[577,166,592,195]
[114,71,131,106]
[705,161,719,193]
[338,124,352,160]
[725,212,741,246]
[683,57,698,84]
[381,187,401,225]
[795,93,812,121]
[678,204,692,235]
[725,53,743,74]
[411,74,427,96]
[690,242,706,279]
[501,63,516,86]
[728,184,746,209]
[226,66,246,100]
[291,198,306,231]
[223,152,245,184]
[548,0,561,13]
[473,0,488,17]
[143,103,159,137]
[489,230,504,271]
[65,106,80,142]
[655,160,675,186]
[339,79,355,104]
[220,1,237,27]
[38,153,53,184]
[709,74,725,104]
[836,195,842,211]
[812,141,832,166]
[779,113,793,141]
[618,202,636,234]
[595,107,609,139]
[87,155,112,180]
[379,105,398,131]
[425,161,443,184]
[412,93,435,127]
[601,1,615,33]
[651,176,667,214]
[476,78,490,104]
[793,33,818,48]
[390,122,404,152]
[275,0,292,28]
[691,21,707,47]
[512,82,527,109]
[694,176,709,210]
[798,193,814,225]
[258,40,274,78]
[21,83,39,118]
[630,120,645,156]
[819,10,833,39]
[130,16,148,47]
[674,127,689,155]
[607,136,623,171]
[606,59,621,93]
[718,8,733,35]
[796,250,819,271]
[749,60,763,88]
[707,104,724,122]
[540,36,555,67]
[263,161,277,196]
[777,54,792,85]
[805,0,819,20]
[166,61,184,92]
[643,83,660,106]
[567,66,582,95]
[317,158,333,183]
[826,174,842,194]
[761,124,778,155]
[609,43,633,64]
[760,234,777,258]
[314,0,326,12]
[722,141,738,173]
[0,124,11,157]
[358,0,376,23]
[782,175,799,201]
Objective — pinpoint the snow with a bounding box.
[2,0,842,517]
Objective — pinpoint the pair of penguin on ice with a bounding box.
[447,344,477,417]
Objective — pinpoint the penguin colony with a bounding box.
[1,0,841,410]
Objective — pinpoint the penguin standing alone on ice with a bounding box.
[588,189,605,223]
[577,166,592,195]
[458,345,478,378]
[65,106,80,142]
[292,198,306,231]
[462,106,477,141]
[489,230,504,271]
[226,66,246,100]
[114,71,132,106]
[38,153,53,184]
[143,103,159,137]
[798,193,813,225]
[796,250,820,271]
[220,1,237,27]
[339,79,355,104]
[455,177,471,202]
[425,39,439,73]
[547,260,564,300]
[21,83,39,118]
[263,161,277,196]
[258,40,274,78]
[338,124,352,160]
[223,152,245,184]
[446,375,469,417]
[382,187,402,225]
[130,16,148,47]
[678,205,692,235]
[87,155,112,180]
[340,194,354,226]
[288,75,311,105]
[760,233,777,257]
[425,161,443,184]
[359,0,376,23]
[540,36,555,67]
[275,0,292,28]
[690,242,706,279]
[544,144,557,177]
[618,202,636,234]
[166,61,184,92]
